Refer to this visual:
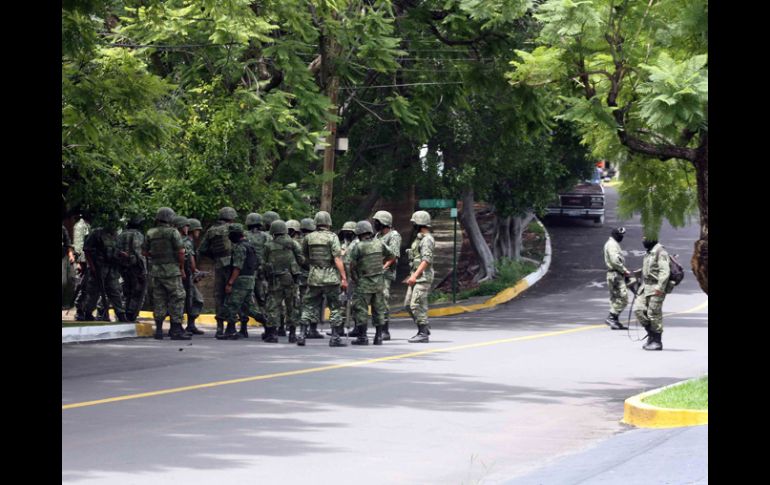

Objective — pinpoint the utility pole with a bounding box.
[320,28,339,213]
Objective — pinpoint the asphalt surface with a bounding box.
[62,186,708,484]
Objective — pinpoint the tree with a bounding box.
[508,0,708,293]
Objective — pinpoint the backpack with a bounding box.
[659,247,685,293]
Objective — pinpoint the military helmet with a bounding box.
[270,220,288,235]
[245,212,262,227]
[286,219,301,232]
[262,211,280,226]
[341,221,357,232]
[187,218,202,231]
[155,207,176,223]
[300,218,316,232]
[228,223,245,234]
[314,211,332,227]
[173,216,189,229]
[611,226,626,238]
[410,210,432,227]
[127,215,145,228]
[218,207,238,221]
[372,210,393,227]
[355,220,373,236]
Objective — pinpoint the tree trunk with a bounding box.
[511,212,535,261]
[690,134,708,294]
[493,214,512,260]
[460,188,496,282]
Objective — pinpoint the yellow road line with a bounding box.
[63,300,708,411]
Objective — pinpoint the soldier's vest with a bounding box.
[236,241,259,277]
[247,230,268,258]
[208,224,231,258]
[117,229,141,268]
[90,229,118,265]
[307,232,333,268]
[266,239,295,275]
[146,226,178,265]
[358,239,385,277]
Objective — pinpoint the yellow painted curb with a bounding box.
[135,323,155,337]
[622,384,708,429]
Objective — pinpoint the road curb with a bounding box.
[391,217,552,318]
[62,323,139,343]
[622,379,708,428]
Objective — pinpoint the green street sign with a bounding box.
[418,199,456,209]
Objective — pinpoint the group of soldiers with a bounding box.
[603,226,671,351]
[63,206,437,347]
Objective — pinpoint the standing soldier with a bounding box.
[337,221,360,337]
[634,236,671,351]
[264,220,304,343]
[262,211,285,335]
[373,210,401,341]
[220,224,263,340]
[174,216,205,335]
[82,214,128,322]
[404,211,435,343]
[298,211,348,347]
[603,227,630,330]
[62,225,76,308]
[188,218,203,251]
[198,207,238,338]
[244,212,269,338]
[143,207,189,340]
[73,212,93,320]
[116,216,148,322]
[348,221,396,345]
[298,218,324,339]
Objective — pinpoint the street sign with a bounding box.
[418,199,456,209]
[450,208,458,218]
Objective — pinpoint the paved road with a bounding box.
[62,187,708,484]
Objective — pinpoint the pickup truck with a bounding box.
[545,182,605,224]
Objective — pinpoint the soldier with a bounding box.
[198,207,238,338]
[62,225,76,308]
[220,224,263,340]
[336,221,360,337]
[116,216,148,322]
[262,211,286,335]
[82,214,128,322]
[404,210,435,343]
[174,216,205,335]
[348,221,396,345]
[245,212,270,339]
[298,211,348,347]
[73,211,93,320]
[143,207,189,340]
[633,236,671,351]
[373,210,401,341]
[264,220,305,343]
[188,218,203,250]
[298,218,324,339]
[603,227,630,330]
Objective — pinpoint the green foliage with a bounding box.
[642,375,708,410]
[617,156,698,239]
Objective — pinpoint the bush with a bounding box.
[455,258,539,300]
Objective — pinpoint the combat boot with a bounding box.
[276,321,287,337]
[605,313,626,330]
[351,326,369,345]
[373,326,384,345]
[297,324,307,346]
[185,317,204,335]
[239,320,250,339]
[263,326,279,343]
[116,311,129,323]
[643,331,663,351]
[381,322,391,341]
[124,311,136,323]
[97,310,111,322]
[170,322,192,340]
[328,326,348,347]
[75,310,87,321]
[288,325,297,343]
[307,323,324,339]
[408,325,430,343]
[154,320,164,340]
[215,318,225,339]
[347,325,362,338]
[84,313,95,321]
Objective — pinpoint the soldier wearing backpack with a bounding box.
[633,237,672,351]
[198,207,238,338]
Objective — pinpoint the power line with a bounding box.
[339,81,464,90]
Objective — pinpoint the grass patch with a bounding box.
[61,321,130,328]
[431,258,539,303]
[642,375,708,410]
[527,220,545,235]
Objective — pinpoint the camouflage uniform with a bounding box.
[72,218,93,318]
[198,209,237,334]
[634,242,670,342]
[245,225,269,323]
[62,226,75,308]
[604,237,630,316]
[220,226,262,339]
[375,227,401,331]
[300,216,345,346]
[182,234,204,322]
[264,227,304,342]
[83,227,126,319]
[116,227,148,321]
[348,226,396,345]
[405,231,435,332]
[143,214,187,339]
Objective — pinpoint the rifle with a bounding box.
[193,270,210,283]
